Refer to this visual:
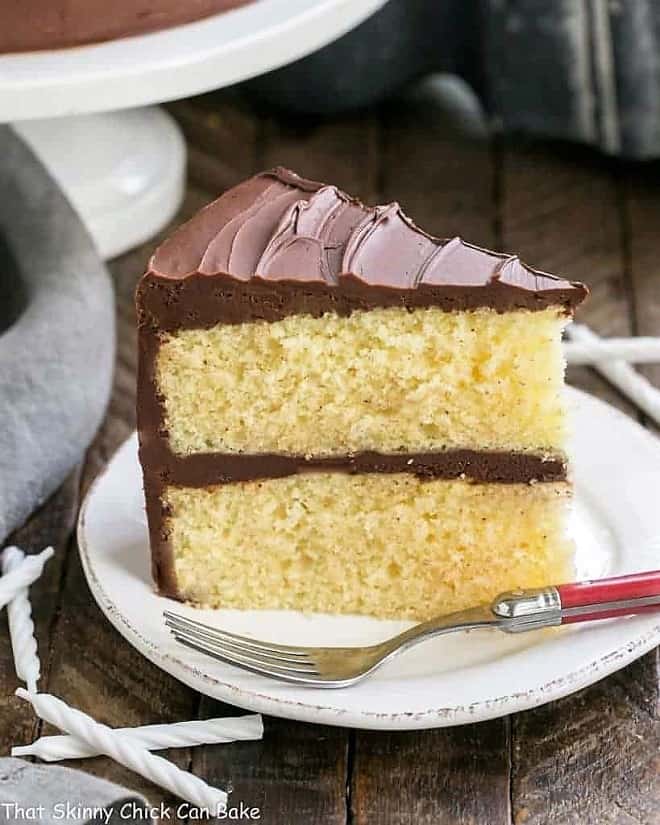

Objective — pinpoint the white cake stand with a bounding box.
[0,0,387,258]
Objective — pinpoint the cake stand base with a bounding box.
[14,107,185,260]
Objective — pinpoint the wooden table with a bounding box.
[1,87,658,825]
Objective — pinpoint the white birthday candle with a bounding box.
[566,324,660,426]
[564,333,660,365]
[0,547,54,612]
[16,689,227,813]
[1,546,52,694]
[12,714,264,761]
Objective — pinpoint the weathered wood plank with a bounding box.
[622,160,660,436]
[351,87,512,825]
[500,138,634,414]
[194,703,348,825]
[259,109,380,201]
[0,470,80,755]
[353,722,512,825]
[380,78,495,245]
[500,138,659,825]
[511,660,659,825]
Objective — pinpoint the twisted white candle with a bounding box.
[564,333,660,365]
[1,546,51,694]
[12,714,264,761]
[0,547,54,612]
[16,689,228,812]
[566,324,660,426]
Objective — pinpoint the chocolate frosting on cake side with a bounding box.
[136,168,584,599]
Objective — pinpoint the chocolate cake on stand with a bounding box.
[0,0,387,258]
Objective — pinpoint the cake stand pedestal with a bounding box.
[0,0,387,259]
[14,109,184,260]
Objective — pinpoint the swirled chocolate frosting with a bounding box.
[140,167,587,331]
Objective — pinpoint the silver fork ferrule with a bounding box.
[492,586,562,633]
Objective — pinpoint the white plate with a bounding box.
[78,388,660,730]
[0,0,388,121]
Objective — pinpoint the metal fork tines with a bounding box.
[164,604,501,688]
[164,611,328,684]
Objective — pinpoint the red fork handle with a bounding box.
[557,570,660,624]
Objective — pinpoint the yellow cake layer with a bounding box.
[156,306,568,458]
[165,473,573,620]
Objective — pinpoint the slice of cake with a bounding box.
[136,168,587,621]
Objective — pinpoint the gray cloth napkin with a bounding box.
[0,758,153,825]
[0,126,114,545]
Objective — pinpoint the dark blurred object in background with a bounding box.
[245,0,483,116]
[244,0,660,160]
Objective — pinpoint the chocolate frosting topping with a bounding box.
[147,167,587,318]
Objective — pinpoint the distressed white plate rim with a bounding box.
[78,388,660,730]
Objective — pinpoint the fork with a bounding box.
[164,570,660,688]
